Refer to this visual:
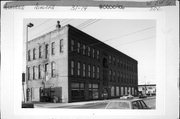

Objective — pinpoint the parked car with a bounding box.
[120,95,134,99]
[105,99,150,109]
[139,94,147,98]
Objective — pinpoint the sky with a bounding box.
[23,19,156,85]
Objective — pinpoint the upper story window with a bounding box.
[28,50,31,61]
[38,64,42,79]
[97,66,100,79]
[70,60,75,76]
[113,57,115,65]
[27,67,30,80]
[51,42,55,55]
[92,65,95,78]
[33,66,36,80]
[82,44,86,55]
[113,71,116,81]
[33,48,36,60]
[109,70,112,81]
[39,46,42,58]
[71,40,74,52]
[117,59,119,66]
[45,44,49,59]
[87,47,90,56]
[92,49,95,58]
[88,64,91,78]
[83,63,86,77]
[59,39,63,53]
[96,50,100,60]
[77,42,80,53]
[109,55,112,64]
[51,62,55,77]
[77,62,81,76]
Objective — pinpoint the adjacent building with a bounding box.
[26,22,138,103]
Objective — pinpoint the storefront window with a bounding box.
[89,83,99,99]
[111,86,115,97]
[71,83,85,101]
[121,87,124,96]
[116,87,119,96]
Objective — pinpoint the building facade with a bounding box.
[26,24,138,103]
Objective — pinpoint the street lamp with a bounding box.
[24,23,34,103]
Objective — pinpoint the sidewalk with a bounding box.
[34,100,108,108]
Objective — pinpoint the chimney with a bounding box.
[56,21,61,29]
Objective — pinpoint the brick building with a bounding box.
[26,22,138,103]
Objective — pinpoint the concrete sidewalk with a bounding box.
[34,100,108,108]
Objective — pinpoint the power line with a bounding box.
[78,19,101,29]
[118,36,155,46]
[103,26,155,42]
[76,19,96,28]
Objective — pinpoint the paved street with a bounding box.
[34,96,156,109]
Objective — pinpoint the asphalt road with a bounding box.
[53,97,156,109]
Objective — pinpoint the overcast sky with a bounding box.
[23,19,156,85]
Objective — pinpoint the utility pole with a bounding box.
[25,23,34,102]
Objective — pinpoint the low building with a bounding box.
[26,22,138,103]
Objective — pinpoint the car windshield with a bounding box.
[106,102,130,109]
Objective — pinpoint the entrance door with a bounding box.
[32,88,40,101]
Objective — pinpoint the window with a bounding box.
[28,50,31,61]
[82,44,86,55]
[125,87,128,95]
[83,63,86,77]
[109,55,112,64]
[38,65,41,79]
[87,47,90,56]
[113,71,115,81]
[45,63,48,73]
[33,48,36,60]
[71,83,85,101]
[77,62,80,76]
[117,71,120,82]
[121,87,124,96]
[77,42,80,53]
[27,67,30,80]
[39,46,42,58]
[60,39,63,53]
[89,83,99,99]
[92,49,95,58]
[51,62,55,77]
[96,50,99,60]
[116,87,119,96]
[92,65,95,78]
[71,61,75,76]
[117,59,119,66]
[45,44,49,58]
[71,40,74,51]
[113,57,115,65]
[51,42,55,55]
[109,70,112,81]
[33,66,35,80]
[97,66,100,79]
[111,86,115,97]
[88,65,91,78]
